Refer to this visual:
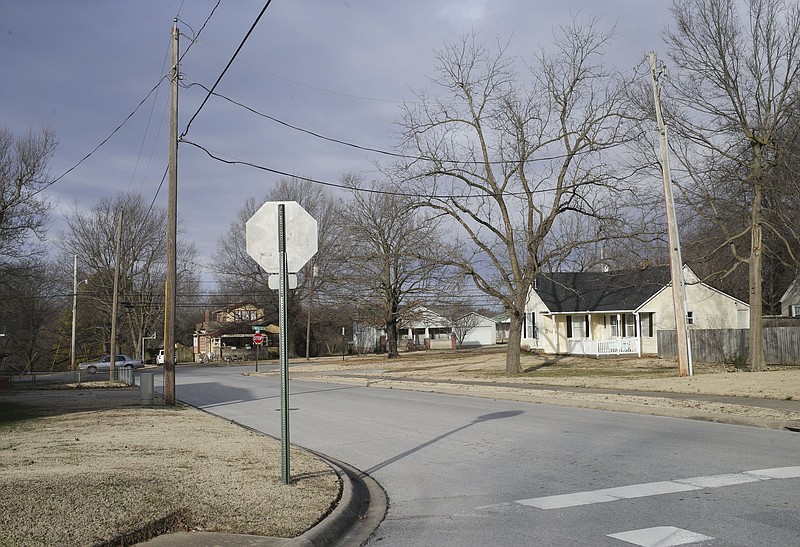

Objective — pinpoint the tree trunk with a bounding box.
[505,310,523,375]
[387,319,399,358]
[749,183,766,371]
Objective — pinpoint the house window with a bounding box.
[625,314,637,337]
[687,311,695,325]
[791,305,800,317]
[234,309,258,322]
[610,315,619,337]
[525,312,537,339]
[568,315,589,339]
[640,313,654,337]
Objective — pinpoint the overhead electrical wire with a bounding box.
[180,0,275,140]
[182,80,602,167]
[123,1,224,250]
[182,81,411,159]
[33,74,169,200]
[129,39,172,195]
[178,0,221,63]
[181,139,590,199]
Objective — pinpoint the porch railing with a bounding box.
[567,338,639,356]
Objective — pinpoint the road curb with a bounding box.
[174,404,387,547]
[290,453,387,547]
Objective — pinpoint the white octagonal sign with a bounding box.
[246,201,318,273]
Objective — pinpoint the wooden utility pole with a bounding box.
[649,51,692,377]
[109,207,123,378]
[71,255,79,370]
[164,19,179,404]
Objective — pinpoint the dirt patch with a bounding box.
[0,388,339,546]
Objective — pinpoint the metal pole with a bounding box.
[164,19,179,404]
[305,263,314,360]
[278,204,291,484]
[649,51,692,377]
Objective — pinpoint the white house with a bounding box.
[353,306,454,352]
[455,312,497,347]
[522,265,750,357]
[399,306,452,349]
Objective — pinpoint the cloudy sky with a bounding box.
[1,0,674,288]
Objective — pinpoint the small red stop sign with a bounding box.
[253,333,265,345]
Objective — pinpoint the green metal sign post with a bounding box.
[245,201,318,486]
[278,204,291,484]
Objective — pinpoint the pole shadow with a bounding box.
[365,410,524,474]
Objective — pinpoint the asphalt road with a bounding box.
[165,365,800,546]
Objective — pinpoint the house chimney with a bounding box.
[204,309,210,323]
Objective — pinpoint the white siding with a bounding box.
[462,315,497,347]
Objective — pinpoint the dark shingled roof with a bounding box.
[535,266,672,313]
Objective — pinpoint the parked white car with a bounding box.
[79,355,143,374]
[156,349,165,365]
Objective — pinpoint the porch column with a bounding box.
[635,311,642,357]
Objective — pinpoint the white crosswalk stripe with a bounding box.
[515,465,800,510]
[608,526,714,546]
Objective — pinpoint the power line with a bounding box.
[182,81,411,159]
[38,75,169,197]
[181,138,584,199]
[178,0,221,63]
[182,80,598,167]
[129,39,172,194]
[180,0,275,140]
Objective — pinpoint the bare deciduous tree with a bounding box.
[58,192,199,359]
[448,307,484,349]
[663,0,800,371]
[212,177,342,357]
[337,175,455,358]
[397,21,636,373]
[0,258,63,372]
[0,126,56,270]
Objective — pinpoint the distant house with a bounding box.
[193,302,277,362]
[522,265,749,357]
[400,306,452,349]
[454,312,497,347]
[492,312,510,343]
[779,277,800,317]
[353,306,455,352]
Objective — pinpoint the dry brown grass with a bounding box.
[284,346,800,403]
[0,389,339,546]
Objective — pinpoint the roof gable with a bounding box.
[535,266,671,313]
[781,278,798,304]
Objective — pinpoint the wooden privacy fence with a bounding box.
[658,327,800,365]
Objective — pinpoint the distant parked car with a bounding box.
[79,355,144,374]
[156,349,165,365]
